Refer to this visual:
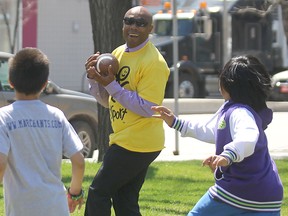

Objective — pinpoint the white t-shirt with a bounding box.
[0,100,83,216]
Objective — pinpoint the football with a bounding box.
[95,53,119,76]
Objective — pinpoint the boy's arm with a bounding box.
[67,151,85,213]
[0,152,8,183]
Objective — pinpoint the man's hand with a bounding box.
[85,52,116,86]
[85,52,100,79]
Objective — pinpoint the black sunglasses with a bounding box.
[123,17,148,27]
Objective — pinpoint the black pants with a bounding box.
[84,144,161,216]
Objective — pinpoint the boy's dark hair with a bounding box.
[9,47,49,95]
[219,55,271,112]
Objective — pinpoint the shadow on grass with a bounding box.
[145,165,159,179]
[145,165,212,184]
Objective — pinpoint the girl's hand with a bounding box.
[202,155,229,172]
[151,106,176,127]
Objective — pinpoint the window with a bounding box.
[154,18,193,36]
[0,58,13,91]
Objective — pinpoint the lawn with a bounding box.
[0,159,287,216]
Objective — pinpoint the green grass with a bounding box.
[1,159,287,216]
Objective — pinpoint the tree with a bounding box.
[0,0,38,53]
[88,0,132,162]
[279,0,288,40]
[0,0,21,53]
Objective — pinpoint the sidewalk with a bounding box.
[91,112,288,162]
[91,99,288,162]
[156,112,288,161]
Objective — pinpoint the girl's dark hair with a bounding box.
[219,55,271,112]
[9,47,49,95]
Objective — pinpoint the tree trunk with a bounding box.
[280,0,288,42]
[88,0,132,162]
[0,0,21,53]
[96,103,111,161]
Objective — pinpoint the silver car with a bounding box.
[269,70,288,101]
[0,51,98,158]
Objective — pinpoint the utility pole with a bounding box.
[172,0,179,155]
[222,0,229,64]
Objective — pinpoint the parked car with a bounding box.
[0,51,98,158]
[269,70,288,101]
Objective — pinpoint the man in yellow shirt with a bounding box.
[84,6,169,216]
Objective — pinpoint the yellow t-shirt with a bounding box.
[109,41,170,152]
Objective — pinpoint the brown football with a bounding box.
[95,53,119,76]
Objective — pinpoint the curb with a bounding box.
[163,99,288,114]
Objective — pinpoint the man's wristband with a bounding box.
[67,187,84,201]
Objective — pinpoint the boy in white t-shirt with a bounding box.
[0,47,85,216]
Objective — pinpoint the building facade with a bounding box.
[1,0,93,92]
